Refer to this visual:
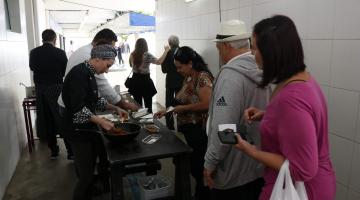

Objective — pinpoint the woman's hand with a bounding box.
[173,105,186,114]
[234,134,256,154]
[164,45,170,52]
[154,110,166,119]
[244,107,265,123]
[203,169,215,189]
[116,107,129,121]
[99,118,114,131]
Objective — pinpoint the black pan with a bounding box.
[103,122,141,143]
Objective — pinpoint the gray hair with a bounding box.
[168,35,179,48]
[228,39,250,49]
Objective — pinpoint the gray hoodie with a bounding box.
[204,52,271,189]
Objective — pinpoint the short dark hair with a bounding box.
[92,28,118,44]
[253,15,306,87]
[42,29,56,42]
[174,46,213,77]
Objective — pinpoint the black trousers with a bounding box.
[133,94,153,113]
[35,84,71,153]
[165,86,181,130]
[209,177,264,200]
[178,123,209,199]
[70,132,109,200]
[129,73,157,113]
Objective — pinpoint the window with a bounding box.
[4,0,22,33]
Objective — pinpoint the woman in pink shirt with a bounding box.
[234,15,336,200]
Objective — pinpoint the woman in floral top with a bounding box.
[155,46,213,200]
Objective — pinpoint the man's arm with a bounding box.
[95,74,121,105]
[115,99,139,112]
[161,51,171,73]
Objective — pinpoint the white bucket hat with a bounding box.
[213,20,251,42]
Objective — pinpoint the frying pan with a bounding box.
[103,122,141,143]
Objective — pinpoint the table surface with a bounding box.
[104,120,192,166]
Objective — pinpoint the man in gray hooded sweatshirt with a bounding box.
[204,20,271,200]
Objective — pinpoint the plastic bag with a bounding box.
[270,160,309,200]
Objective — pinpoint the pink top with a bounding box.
[259,77,336,200]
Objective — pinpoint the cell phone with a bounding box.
[218,128,238,144]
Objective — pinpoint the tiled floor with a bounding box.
[3,103,193,200]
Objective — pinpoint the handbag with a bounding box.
[124,70,134,89]
[270,160,309,200]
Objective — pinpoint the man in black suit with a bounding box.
[161,35,184,129]
[29,29,72,159]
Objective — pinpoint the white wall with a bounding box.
[155,0,360,199]
[0,0,31,198]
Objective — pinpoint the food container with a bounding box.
[144,124,160,133]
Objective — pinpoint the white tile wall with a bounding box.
[203,0,219,14]
[239,0,253,7]
[328,88,359,140]
[306,0,335,39]
[349,143,360,192]
[334,0,360,39]
[221,0,240,11]
[329,134,354,186]
[156,1,360,198]
[347,189,360,200]
[239,6,252,31]
[331,40,360,91]
[303,40,332,85]
[252,0,287,26]
[0,0,31,198]
[222,8,240,22]
[336,183,349,200]
[320,85,329,104]
[0,1,6,40]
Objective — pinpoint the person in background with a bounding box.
[234,15,336,200]
[203,20,271,200]
[128,38,169,113]
[58,28,139,113]
[155,46,213,200]
[117,43,124,66]
[62,44,126,200]
[161,35,184,130]
[29,29,73,159]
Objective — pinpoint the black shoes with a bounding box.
[67,154,75,160]
[50,146,74,160]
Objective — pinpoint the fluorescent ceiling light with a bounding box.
[185,0,196,2]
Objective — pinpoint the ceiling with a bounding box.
[44,0,155,36]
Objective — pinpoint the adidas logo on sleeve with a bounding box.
[216,96,227,106]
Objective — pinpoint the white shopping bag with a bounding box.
[270,160,309,200]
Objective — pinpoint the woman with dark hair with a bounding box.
[155,46,213,200]
[234,15,336,200]
[62,44,128,200]
[128,38,169,113]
